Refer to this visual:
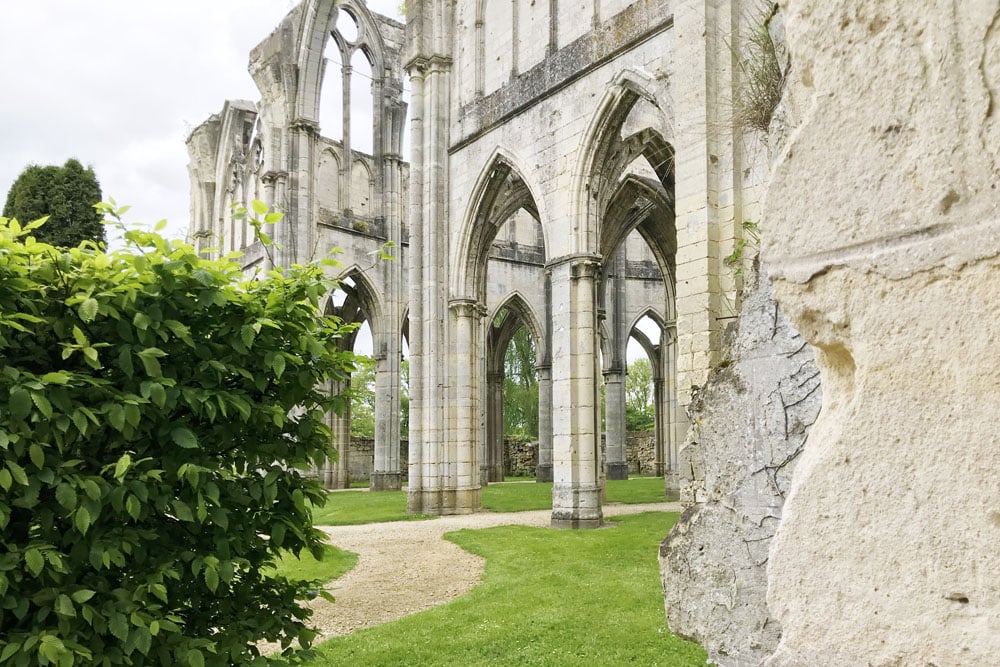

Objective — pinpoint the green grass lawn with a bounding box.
[268,544,358,584]
[305,512,705,666]
[310,490,434,526]
[311,477,669,525]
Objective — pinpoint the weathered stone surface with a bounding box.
[762,0,1000,664]
[661,264,820,666]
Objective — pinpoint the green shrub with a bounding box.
[0,203,354,665]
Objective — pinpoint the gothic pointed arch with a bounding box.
[295,0,389,123]
[488,291,548,366]
[570,69,673,255]
[452,148,548,302]
[327,265,385,349]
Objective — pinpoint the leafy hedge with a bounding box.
[0,204,353,665]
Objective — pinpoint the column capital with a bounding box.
[449,298,485,318]
[261,170,288,185]
[545,252,602,276]
[289,118,320,137]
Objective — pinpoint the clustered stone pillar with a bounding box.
[329,378,351,489]
[446,299,482,512]
[550,255,603,528]
[371,350,402,490]
[535,363,553,482]
[484,370,504,483]
[603,368,628,479]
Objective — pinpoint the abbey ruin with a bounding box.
[189,0,1000,663]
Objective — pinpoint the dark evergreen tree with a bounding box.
[3,158,105,246]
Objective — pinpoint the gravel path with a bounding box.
[302,501,682,643]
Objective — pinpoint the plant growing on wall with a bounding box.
[0,202,354,665]
[731,2,784,133]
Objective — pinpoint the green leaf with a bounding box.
[126,494,141,520]
[79,297,99,322]
[114,453,132,480]
[150,583,168,603]
[187,649,205,667]
[117,347,134,377]
[0,641,21,662]
[171,427,197,449]
[40,371,70,385]
[38,636,65,664]
[204,566,219,593]
[71,589,95,604]
[56,483,76,510]
[124,403,141,427]
[55,593,75,617]
[149,382,166,408]
[31,392,52,418]
[75,506,91,534]
[240,324,256,349]
[25,548,44,576]
[252,200,269,215]
[108,404,125,431]
[7,461,27,486]
[273,354,286,379]
[0,469,11,491]
[109,613,129,641]
[9,387,31,419]
[29,443,44,469]
[173,500,194,522]
[138,358,161,379]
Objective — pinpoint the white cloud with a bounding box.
[0,1,300,242]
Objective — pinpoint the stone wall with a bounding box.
[759,0,1000,663]
[659,264,820,666]
[343,436,656,482]
[503,440,538,477]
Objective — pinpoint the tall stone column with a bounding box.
[444,299,482,513]
[284,120,318,267]
[485,370,505,483]
[663,326,680,495]
[603,369,628,479]
[535,363,553,482]
[604,245,628,480]
[652,373,665,477]
[549,255,603,528]
[330,388,351,490]
[371,349,402,490]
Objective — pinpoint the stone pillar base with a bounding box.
[551,515,603,529]
[488,464,504,483]
[551,482,603,529]
[664,470,681,500]
[480,466,490,487]
[407,487,481,515]
[370,472,402,491]
[535,463,553,482]
[606,462,629,480]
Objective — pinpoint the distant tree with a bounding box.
[350,355,376,438]
[3,158,105,246]
[626,357,655,431]
[503,327,538,439]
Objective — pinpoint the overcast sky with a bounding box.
[0,0,403,244]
